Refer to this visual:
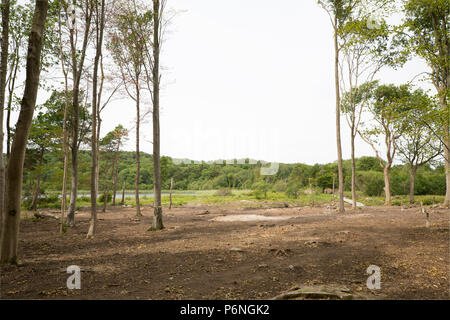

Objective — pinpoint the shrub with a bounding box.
[356,171,384,196]
[98,192,112,204]
[253,182,270,199]
[286,183,301,199]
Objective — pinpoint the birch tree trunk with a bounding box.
[60,78,70,233]
[444,145,450,207]
[0,0,11,234]
[334,13,345,213]
[0,0,48,264]
[441,95,450,207]
[31,148,44,211]
[135,87,141,217]
[409,166,417,204]
[67,1,93,227]
[112,137,120,206]
[121,180,125,205]
[169,177,173,210]
[57,7,70,234]
[351,133,357,210]
[152,0,163,230]
[383,166,391,206]
[88,0,106,239]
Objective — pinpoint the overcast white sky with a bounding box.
[13,0,434,165]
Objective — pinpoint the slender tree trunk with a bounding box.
[6,51,19,160]
[0,0,10,234]
[332,173,335,204]
[334,21,345,213]
[31,148,44,211]
[60,145,69,233]
[351,133,357,210]
[67,123,78,226]
[135,88,141,217]
[169,177,173,210]
[57,8,70,234]
[152,0,163,230]
[60,83,70,233]
[95,116,101,197]
[6,57,17,159]
[442,95,450,207]
[444,145,450,207]
[112,138,120,206]
[121,180,125,205]
[88,0,106,239]
[409,166,416,204]
[383,166,391,206]
[102,187,108,213]
[67,1,92,227]
[0,0,48,264]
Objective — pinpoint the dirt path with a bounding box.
[1,203,449,299]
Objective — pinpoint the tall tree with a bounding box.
[319,0,357,213]
[0,0,11,234]
[395,89,443,203]
[65,0,94,226]
[151,0,165,229]
[56,3,71,232]
[359,82,409,205]
[108,0,153,217]
[401,0,449,207]
[0,0,49,264]
[339,1,395,209]
[87,0,106,238]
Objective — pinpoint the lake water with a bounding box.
[74,192,199,199]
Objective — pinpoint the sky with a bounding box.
[11,0,434,165]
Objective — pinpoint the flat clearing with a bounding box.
[1,202,449,299]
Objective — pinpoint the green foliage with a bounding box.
[253,182,270,199]
[356,171,385,196]
[286,183,301,199]
[98,193,112,204]
[316,173,334,190]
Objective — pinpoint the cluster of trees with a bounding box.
[23,148,447,203]
[319,0,449,211]
[0,0,168,264]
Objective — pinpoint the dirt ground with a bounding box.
[1,202,449,300]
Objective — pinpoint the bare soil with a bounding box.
[1,202,449,300]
